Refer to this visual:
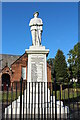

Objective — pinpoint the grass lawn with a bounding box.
[1,91,20,102]
[0,88,80,103]
[54,88,80,100]
[0,91,2,102]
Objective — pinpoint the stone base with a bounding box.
[5,105,69,115]
[5,90,69,116]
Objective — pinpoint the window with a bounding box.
[21,67,26,80]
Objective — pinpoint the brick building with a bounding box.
[0,53,51,90]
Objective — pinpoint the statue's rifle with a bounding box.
[36,25,41,45]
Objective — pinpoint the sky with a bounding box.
[2,2,78,60]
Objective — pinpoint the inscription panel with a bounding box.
[31,55,44,82]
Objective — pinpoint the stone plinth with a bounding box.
[25,46,49,83]
[25,46,49,112]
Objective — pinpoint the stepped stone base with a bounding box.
[5,106,69,115]
[5,91,69,116]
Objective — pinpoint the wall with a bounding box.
[0,53,51,89]
[11,53,28,82]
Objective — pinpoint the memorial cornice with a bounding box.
[25,47,49,56]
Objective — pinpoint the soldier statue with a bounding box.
[29,12,43,46]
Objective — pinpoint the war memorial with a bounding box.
[4,12,69,119]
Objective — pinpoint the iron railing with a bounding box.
[1,79,80,119]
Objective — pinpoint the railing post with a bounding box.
[60,83,61,120]
[52,82,54,119]
[11,82,13,119]
[15,82,17,118]
[54,70,57,120]
[20,77,23,120]
[7,84,9,119]
[2,84,3,119]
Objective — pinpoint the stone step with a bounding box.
[5,106,69,115]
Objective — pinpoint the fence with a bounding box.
[1,79,80,120]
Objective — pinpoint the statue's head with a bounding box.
[33,12,39,18]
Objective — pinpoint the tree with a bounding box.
[47,58,54,81]
[67,42,80,81]
[54,49,67,82]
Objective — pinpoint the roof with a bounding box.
[0,54,20,70]
[0,53,51,73]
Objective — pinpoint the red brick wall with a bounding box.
[11,53,28,82]
[0,73,2,90]
[1,66,11,79]
[1,53,51,84]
